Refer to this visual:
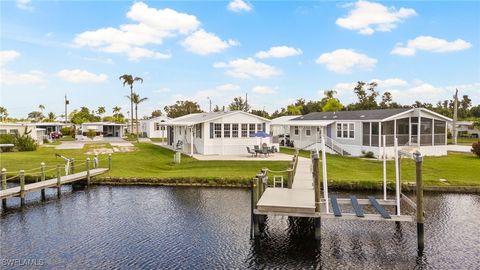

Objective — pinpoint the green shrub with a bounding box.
[0,134,16,152]
[86,129,97,140]
[60,126,73,136]
[471,142,480,158]
[362,151,375,158]
[15,134,38,151]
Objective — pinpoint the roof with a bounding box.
[35,122,66,126]
[139,116,170,122]
[164,111,270,126]
[270,116,298,125]
[82,122,126,126]
[292,108,412,121]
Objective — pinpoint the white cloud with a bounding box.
[0,70,45,85]
[182,29,238,55]
[228,0,252,12]
[56,69,108,83]
[73,2,200,60]
[252,86,276,94]
[316,49,377,74]
[336,1,416,35]
[197,83,241,98]
[153,87,171,93]
[16,0,33,10]
[391,36,472,56]
[370,78,409,88]
[214,58,281,79]
[0,50,20,66]
[256,46,303,59]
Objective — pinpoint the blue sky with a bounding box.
[1,0,479,118]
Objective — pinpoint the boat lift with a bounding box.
[251,134,425,253]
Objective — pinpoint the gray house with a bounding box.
[271,108,452,157]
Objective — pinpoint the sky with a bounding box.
[1,0,479,119]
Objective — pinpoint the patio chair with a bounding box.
[261,147,269,157]
[270,146,277,153]
[246,147,257,157]
[254,145,260,153]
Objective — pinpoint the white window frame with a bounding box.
[305,127,311,137]
[224,123,231,138]
[336,122,355,139]
[294,126,299,136]
[214,123,222,138]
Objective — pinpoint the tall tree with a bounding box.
[38,104,45,114]
[46,112,56,122]
[119,74,143,133]
[228,96,251,112]
[28,111,44,122]
[126,93,148,140]
[164,101,203,118]
[348,81,379,110]
[251,109,270,119]
[322,99,344,112]
[97,106,106,117]
[151,109,162,118]
[70,107,100,124]
[112,106,123,123]
[379,92,393,109]
[0,106,8,121]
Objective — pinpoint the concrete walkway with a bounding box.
[446,145,472,153]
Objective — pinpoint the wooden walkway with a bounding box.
[0,168,108,200]
[254,156,413,222]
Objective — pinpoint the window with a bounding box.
[294,126,299,135]
[0,129,6,134]
[195,124,202,138]
[241,124,248,137]
[161,126,165,131]
[249,124,256,137]
[155,123,160,131]
[214,123,222,138]
[337,122,355,139]
[232,124,239,138]
[257,124,262,132]
[210,123,214,139]
[224,124,231,138]
[305,128,311,136]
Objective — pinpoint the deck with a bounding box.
[0,168,108,200]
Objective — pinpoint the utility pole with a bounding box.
[207,97,212,112]
[64,94,69,124]
[453,88,458,145]
[245,92,248,112]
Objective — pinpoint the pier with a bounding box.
[251,136,425,252]
[1,154,111,208]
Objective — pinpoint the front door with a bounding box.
[326,125,332,138]
[411,123,418,144]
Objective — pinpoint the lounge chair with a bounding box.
[247,147,257,157]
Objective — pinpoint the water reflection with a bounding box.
[1,186,479,269]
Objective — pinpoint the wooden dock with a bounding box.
[251,137,425,252]
[0,168,108,200]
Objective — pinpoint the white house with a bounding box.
[139,116,170,138]
[0,123,46,144]
[35,122,68,136]
[271,108,452,157]
[452,121,479,138]
[77,122,126,140]
[162,111,272,156]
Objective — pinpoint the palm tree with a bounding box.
[47,112,56,122]
[112,106,121,122]
[125,93,148,141]
[97,106,106,120]
[38,104,45,114]
[119,74,143,134]
[0,106,8,122]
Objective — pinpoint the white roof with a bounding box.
[82,122,126,126]
[270,116,298,125]
[163,111,270,126]
[271,120,335,127]
[140,116,170,122]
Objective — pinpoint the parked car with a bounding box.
[50,131,63,139]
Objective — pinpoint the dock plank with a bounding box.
[0,168,108,199]
[368,196,391,219]
[350,196,365,217]
[331,195,342,217]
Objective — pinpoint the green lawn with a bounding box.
[280,147,480,187]
[447,137,479,146]
[1,143,478,188]
[0,143,288,184]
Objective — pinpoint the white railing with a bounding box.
[324,137,349,155]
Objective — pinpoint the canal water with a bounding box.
[1,186,479,269]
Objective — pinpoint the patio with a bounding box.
[192,152,294,161]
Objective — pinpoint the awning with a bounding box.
[270,120,335,127]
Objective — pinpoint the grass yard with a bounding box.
[0,143,288,184]
[447,137,479,146]
[280,147,480,187]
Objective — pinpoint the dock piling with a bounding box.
[94,155,99,169]
[56,164,61,198]
[312,152,321,240]
[70,158,75,174]
[2,168,7,208]
[252,175,261,237]
[414,151,424,254]
[108,154,112,170]
[20,170,25,206]
[86,158,91,185]
[40,162,46,201]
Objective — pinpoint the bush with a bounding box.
[86,129,97,140]
[15,134,38,151]
[471,142,480,158]
[0,134,16,152]
[363,151,375,158]
[60,126,73,136]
